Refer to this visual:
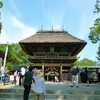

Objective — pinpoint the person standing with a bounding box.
[32,70,45,100]
[19,66,25,86]
[85,67,89,86]
[71,66,78,87]
[12,70,17,85]
[55,75,59,82]
[21,66,26,76]
[1,65,9,85]
[21,66,34,100]
[76,67,80,83]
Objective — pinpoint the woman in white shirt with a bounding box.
[32,70,45,100]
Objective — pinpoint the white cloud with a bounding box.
[12,17,25,29]
[0,30,11,43]
[12,16,36,39]
[51,11,65,29]
[7,0,23,18]
[8,0,18,12]
[90,56,97,61]
[41,0,66,30]
[77,12,100,40]
[77,13,88,39]
[0,15,36,43]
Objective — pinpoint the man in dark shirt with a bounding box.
[21,66,34,100]
[71,66,78,87]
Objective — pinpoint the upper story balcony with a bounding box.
[30,52,76,59]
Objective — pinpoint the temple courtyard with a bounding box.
[0,82,100,100]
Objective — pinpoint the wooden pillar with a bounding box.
[42,65,44,78]
[69,64,74,81]
[47,75,49,81]
[60,66,62,82]
[70,63,74,72]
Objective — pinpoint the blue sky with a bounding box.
[0,0,100,61]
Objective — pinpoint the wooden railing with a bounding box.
[30,52,75,59]
[29,55,76,59]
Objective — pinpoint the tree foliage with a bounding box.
[0,43,29,70]
[94,0,100,13]
[74,58,98,66]
[0,1,3,33]
[89,0,100,60]
[0,1,3,8]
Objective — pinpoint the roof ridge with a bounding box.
[37,30,68,33]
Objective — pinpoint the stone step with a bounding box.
[0,93,100,100]
[0,89,24,93]
[0,98,81,100]
[0,84,100,100]
[46,94,100,100]
[46,90,100,95]
[0,89,100,95]
[0,99,92,100]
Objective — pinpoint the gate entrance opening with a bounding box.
[44,67,60,82]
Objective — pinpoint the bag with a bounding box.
[19,72,22,76]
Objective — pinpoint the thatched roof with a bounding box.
[19,30,87,44]
[19,30,87,56]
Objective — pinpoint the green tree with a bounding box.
[0,43,29,70]
[74,58,98,66]
[89,0,100,60]
[94,0,100,13]
[0,1,3,33]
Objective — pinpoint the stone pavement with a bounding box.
[45,82,100,91]
[0,82,100,91]
[0,82,100,100]
[0,82,100,93]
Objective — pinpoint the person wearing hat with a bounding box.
[21,66,34,100]
[71,66,79,87]
[32,70,45,100]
